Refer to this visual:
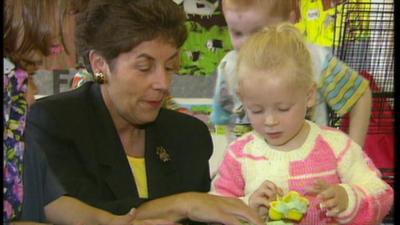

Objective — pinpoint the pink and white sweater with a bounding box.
[211,121,393,225]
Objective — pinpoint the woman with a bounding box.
[23,0,263,225]
[4,0,65,221]
[4,0,261,224]
[4,0,138,224]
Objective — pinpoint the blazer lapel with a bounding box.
[145,120,181,199]
[88,83,139,200]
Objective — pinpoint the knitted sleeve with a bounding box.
[210,145,246,200]
[334,138,394,224]
[318,52,369,115]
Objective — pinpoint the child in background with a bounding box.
[211,0,371,147]
[210,24,393,225]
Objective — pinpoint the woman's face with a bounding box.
[100,38,179,126]
[15,1,64,73]
[18,51,45,75]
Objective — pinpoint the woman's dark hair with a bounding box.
[69,0,91,15]
[76,0,188,72]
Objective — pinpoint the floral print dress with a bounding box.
[3,58,28,223]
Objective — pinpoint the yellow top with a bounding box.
[295,0,337,47]
[127,156,148,198]
[296,0,371,47]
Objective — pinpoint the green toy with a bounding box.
[268,191,309,223]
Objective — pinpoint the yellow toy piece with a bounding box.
[267,221,293,225]
[268,191,310,222]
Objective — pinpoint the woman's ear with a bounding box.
[306,82,317,108]
[88,50,109,74]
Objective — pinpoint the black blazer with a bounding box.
[25,82,213,214]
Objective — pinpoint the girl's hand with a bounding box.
[306,179,349,217]
[248,180,283,216]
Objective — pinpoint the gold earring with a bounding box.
[94,72,105,84]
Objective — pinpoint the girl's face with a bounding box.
[238,67,315,151]
[96,38,179,127]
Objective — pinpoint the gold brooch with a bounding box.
[156,146,171,162]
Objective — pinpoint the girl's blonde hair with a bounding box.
[237,23,315,90]
[222,0,295,21]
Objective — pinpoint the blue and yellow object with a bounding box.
[268,191,309,222]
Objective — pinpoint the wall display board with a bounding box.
[176,0,233,76]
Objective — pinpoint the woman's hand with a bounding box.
[183,193,264,225]
[128,209,178,225]
[134,192,264,225]
[306,179,349,217]
[105,211,135,225]
[10,222,52,225]
[75,208,177,225]
[131,219,178,225]
[248,180,283,216]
